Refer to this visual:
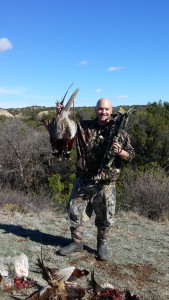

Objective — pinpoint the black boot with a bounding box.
[59,226,83,256]
[97,227,109,261]
[59,241,83,255]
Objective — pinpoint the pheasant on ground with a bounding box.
[35,256,87,299]
[89,269,124,300]
[89,269,141,300]
[0,253,36,293]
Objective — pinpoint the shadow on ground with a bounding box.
[0,223,95,254]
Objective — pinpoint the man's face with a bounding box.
[95,99,113,124]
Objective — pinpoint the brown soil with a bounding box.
[0,209,169,299]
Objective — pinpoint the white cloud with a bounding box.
[0,37,13,52]
[107,66,123,72]
[95,89,102,93]
[79,60,88,65]
[115,95,129,100]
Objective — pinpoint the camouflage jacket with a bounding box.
[76,117,135,182]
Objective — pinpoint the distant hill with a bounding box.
[0,108,14,118]
[0,104,145,121]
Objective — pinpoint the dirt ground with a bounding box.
[0,209,169,300]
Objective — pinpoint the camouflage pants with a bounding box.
[67,177,116,230]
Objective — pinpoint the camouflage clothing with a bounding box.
[67,177,116,230]
[76,118,135,182]
[67,117,135,232]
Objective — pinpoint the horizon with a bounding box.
[1,102,155,112]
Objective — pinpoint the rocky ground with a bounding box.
[0,209,169,299]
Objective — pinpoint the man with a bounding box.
[59,98,135,260]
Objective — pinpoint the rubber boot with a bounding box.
[97,227,109,261]
[59,227,83,256]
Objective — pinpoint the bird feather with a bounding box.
[14,253,29,278]
[53,266,76,282]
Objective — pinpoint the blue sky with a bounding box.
[0,0,169,109]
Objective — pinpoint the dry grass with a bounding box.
[0,209,169,299]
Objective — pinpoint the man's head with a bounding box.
[95,98,113,125]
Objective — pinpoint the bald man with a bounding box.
[59,98,135,260]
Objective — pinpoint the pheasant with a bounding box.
[90,269,124,300]
[44,85,79,160]
[35,256,87,299]
[0,253,36,293]
[90,269,141,300]
[13,253,36,290]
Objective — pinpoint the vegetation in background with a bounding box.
[0,101,169,220]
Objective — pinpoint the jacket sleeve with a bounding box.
[123,131,135,162]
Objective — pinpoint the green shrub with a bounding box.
[48,173,64,193]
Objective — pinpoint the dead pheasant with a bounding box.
[36,256,89,282]
[35,256,87,299]
[44,85,79,159]
[0,253,36,293]
[90,269,124,300]
[90,270,141,300]
[13,253,36,290]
